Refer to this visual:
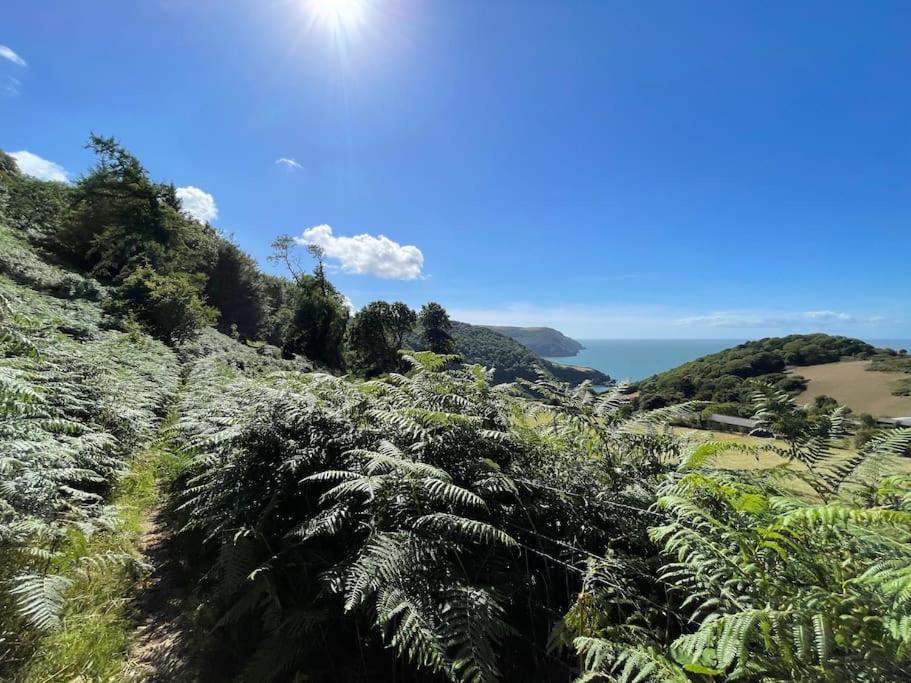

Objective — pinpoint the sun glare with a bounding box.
[308,0,366,30]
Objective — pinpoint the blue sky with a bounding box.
[2,0,909,338]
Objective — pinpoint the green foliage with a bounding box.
[167,347,687,681]
[448,321,547,384]
[643,458,911,681]
[869,351,911,374]
[482,325,582,357]
[264,234,351,367]
[344,301,416,377]
[419,301,455,354]
[891,376,911,397]
[61,135,218,281]
[272,274,348,367]
[637,334,876,410]
[0,280,179,676]
[204,239,269,340]
[5,141,911,682]
[110,264,218,344]
[0,160,70,247]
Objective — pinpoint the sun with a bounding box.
[307,0,366,30]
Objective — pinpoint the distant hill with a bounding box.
[482,325,583,357]
[636,334,882,414]
[450,322,609,386]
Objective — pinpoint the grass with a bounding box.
[18,429,178,683]
[891,377,911,397]
[795,360,911,417]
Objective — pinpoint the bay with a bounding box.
[545,338,911,383]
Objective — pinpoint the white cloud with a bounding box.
[9,151,68,182]
[677,310,880,328]
[341,295,356,314]
[176,186,218,223]
[276,157,302,170]
[297,224,424,280]
[0,45,26,67]
[2,76,20,97]
[448,304,892,339]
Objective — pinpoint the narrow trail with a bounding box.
[122,393,195,682]
[123,504,192,682]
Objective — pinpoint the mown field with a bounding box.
[795,360,911,417]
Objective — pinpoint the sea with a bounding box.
[545,338,911,383]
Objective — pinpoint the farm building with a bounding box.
[706,414,759,433]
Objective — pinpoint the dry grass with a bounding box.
[794,360,911,417]
[666,426,911,498]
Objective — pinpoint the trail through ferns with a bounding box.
[122,446,192,681]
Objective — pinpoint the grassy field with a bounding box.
[665,425,911,499]
[794,360,911,417]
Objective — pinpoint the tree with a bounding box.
[268,235,305,284]
[274,275,348,368]
[61,135,217,280]
[306,243,328,295]
[204,240,268,340]
[419,302,454,354]
[344,301,416,377]
[267,234,350,367]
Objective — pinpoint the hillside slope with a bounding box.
[636,334,880,412]
[451,321,609,385]
[482,325,583,357]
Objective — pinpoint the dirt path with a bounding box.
[122,506,193,682]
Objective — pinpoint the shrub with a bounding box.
[110,265,217,344]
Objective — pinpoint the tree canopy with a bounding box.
[344,301,416,377]
[419,301,455,354]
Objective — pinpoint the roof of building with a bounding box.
[708,414,759,429]
[877,416,911,427]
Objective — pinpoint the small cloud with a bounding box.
[296,224,424,280]
[276,158,302,170]
[0,45,26,67]
[676,310,879,328]
[2,76,20,97]
[176,186,218,223]
[9,151,68,182]
[341,295,356,315]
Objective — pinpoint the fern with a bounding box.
[8,573,73,631]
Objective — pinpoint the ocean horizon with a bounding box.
[545,338,911,382]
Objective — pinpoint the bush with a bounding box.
[110,265,217,343]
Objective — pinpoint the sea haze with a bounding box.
[545,338,911,383]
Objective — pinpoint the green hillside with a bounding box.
[635,334,897,414]
[481,325,583,357]
[450,321,609,385]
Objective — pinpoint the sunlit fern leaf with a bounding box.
[413,513,517,548]
[775,503,911,530]
[678,440,761,471]
[445,586,511,683]
[9,572,73,631]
